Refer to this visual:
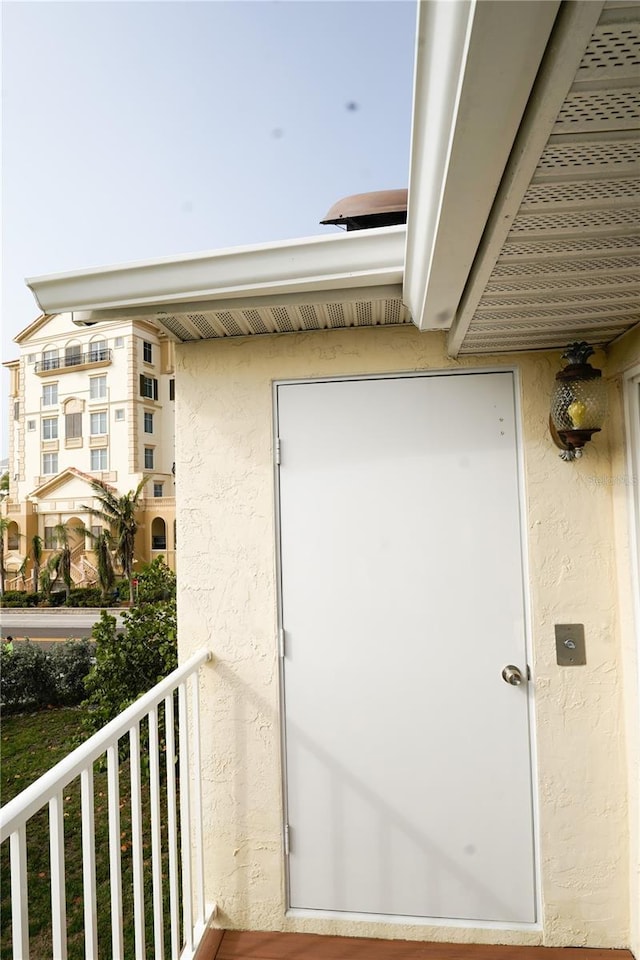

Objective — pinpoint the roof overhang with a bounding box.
[27,226,406,328]
[404,0,561,332]
[23,0,640,356]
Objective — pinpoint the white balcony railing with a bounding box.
[1,649,214,960]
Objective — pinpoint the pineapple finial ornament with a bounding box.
[549,342,607,462]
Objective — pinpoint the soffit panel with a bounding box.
[459,2,640,356]
[153,297,411,342]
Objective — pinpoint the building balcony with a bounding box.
[1,650,214,960]
[34,349,112,376]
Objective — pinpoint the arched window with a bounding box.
[89,338,108,362]
[65,340,82,366]
[42,344,59,371]
[7,522,19,551]
[151,518,167,551]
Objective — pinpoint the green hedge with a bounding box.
[0,586,126,608]
[0,591,41,607]
[0,640,94,714]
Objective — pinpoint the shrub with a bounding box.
[0,591,40,608]
[136,557,176,603]
[83,601,177,733]
[0,640,93,714]
[66,587,104,608]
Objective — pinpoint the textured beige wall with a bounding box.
[175,326,634,948]
[606,326,640,959]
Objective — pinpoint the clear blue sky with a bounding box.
[1,0,416,454]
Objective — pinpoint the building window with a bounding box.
[169,379,175,401]
[65,344,82,366]
[115,409,125,421]
[42,417,58,440]
[65,412,82,439]
[91,525,101,539]
[91,448,107,471]
[144,447,154,469]
[42,452,58,475]
[153,482,163,498]
[151,517,167,550]
[90,412,107,435]
[144,412,154,434]
[89,339,108,362]
[7,522,20,551]
[44,526,56,549]
[43,384,58,406]
[13,401,20,420]
[143,341,153,363]
[27,354,35,364]
[42,348,59,371]
[90,376,107,400]
[27,420,36,432]
[140,375,158,400]
[114,336,124,349]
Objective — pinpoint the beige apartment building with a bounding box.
[2,312,176,589]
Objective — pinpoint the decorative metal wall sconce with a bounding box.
[549,342,607,462]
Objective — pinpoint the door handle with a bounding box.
[502,664,524,686]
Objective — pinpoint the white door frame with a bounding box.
[272,367,541,930]
[623,363,640,707]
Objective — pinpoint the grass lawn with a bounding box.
[1,706,179,959]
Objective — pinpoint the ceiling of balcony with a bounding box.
[456,1,640,355]
[154,296,411,341]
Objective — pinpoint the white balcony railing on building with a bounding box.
[0,649,213,960]
[34,350,112,374]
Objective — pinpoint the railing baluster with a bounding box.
[81,767,98,960]
[165,692,180,960]
[0,649,211,960]
[179,681,194,954]
[49,792,68,959]
[10,826,29,960]
[129,723,146,960]
[148,706,164,959]
[190,671,205,932]
[107,744,124,960]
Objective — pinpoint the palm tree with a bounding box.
[29,534,43,594]
[81,526,116,602]
[50,525,73,602]
[0,517,9,596]
[82,478,148,602]
[17,556,28,591]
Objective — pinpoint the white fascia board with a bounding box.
[446,0,605,358]
[26,226,406,316]
[404,0,560,332]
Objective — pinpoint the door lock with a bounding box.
[502,664,524,686]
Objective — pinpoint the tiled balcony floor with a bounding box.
[196,929,634,960]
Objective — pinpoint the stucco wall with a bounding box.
[175,326,634,948]
[606,326,640,959]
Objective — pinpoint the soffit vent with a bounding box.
[492,254,638,277]
[555,89,640,132]
[534,135,640,175]
[576,23,640,77]
[521,177,639,205]
[488,271,637,291]
[460,0,639,360]
[498,233,640,258]
[152,298,411,341]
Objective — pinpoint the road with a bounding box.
[0,609,126,641]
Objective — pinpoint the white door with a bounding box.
[277,372,536,924]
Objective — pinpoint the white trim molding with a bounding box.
[446,0,605,357]
[26,226,406,318]
[404,0,560,335]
